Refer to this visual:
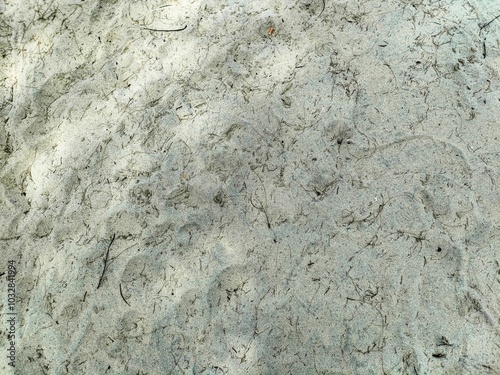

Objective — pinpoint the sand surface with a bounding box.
[1,0,500,374]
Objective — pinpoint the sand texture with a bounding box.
[1,0,500,374]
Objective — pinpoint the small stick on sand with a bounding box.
[142,25,187,32]
[97,234,115,290]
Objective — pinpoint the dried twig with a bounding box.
[142,25,187,32]
[480,14,500,31]
[97,234,115,289]
[119,283,130,306]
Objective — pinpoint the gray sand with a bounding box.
[1,0,500,374]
